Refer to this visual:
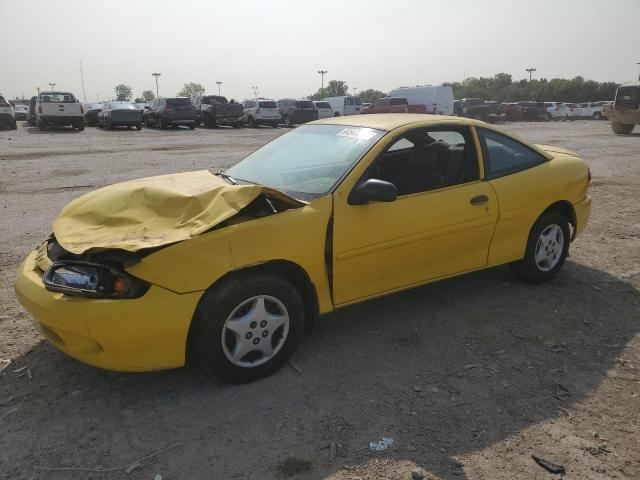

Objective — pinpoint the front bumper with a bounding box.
[15,250,203,371]
[573,195,592,239]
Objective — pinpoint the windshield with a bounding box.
[295,101,315,109]
[39,92,76,103]
[166,98,191,106]
[225,124,384,201]
[259,101,277,108]
[314,102,331,108]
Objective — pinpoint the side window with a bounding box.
[477,128,547,179]
[364,126,479,196]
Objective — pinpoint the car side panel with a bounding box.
[486,155,591,266]
[127,196,334,314]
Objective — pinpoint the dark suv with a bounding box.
[276,99,318,127]
[143,97,198,129]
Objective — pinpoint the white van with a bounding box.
[387,85,454,115]
[323,96,362,116]
[36,91,84,131]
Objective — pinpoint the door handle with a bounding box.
[470,195,489,206]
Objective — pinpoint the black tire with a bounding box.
[611,121,634,134]
[135,123,142,130]
[247,116,256,128]
[10,121,17,130]
[333,112,340,117]
[510,211,570,284]
[203,113,216,128]
[272,123,278,128]
[192,272,305,383]
[77,123,84,131]
[188,123,195,130]
[593,111,602,120]
[284,115,293,128]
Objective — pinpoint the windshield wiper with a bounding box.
[212,171,237,185]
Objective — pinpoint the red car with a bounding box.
[361,97,427,114]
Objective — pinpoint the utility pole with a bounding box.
[526,68,536,82]
[48,83,56,90]
[353,87,358,98]
[152,73,161,96]
[251,86,259,99]
[637,62,640,81]
[79,61,87,103]
[216,81,222,96]
[317,69,327,96]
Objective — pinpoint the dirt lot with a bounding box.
[0,120,638,480]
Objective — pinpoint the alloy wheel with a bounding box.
[535,224,564,272]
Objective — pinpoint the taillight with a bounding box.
[38,104,42,113]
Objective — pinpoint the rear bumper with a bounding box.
[14,250,203,372]
[39,116,83,125]
[573,195,591,240]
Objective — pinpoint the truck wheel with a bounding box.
[203,114,215,128]
[593,112,602,120]
[247,116,256,128]
[284,115,293,128]
[77,123,84,131]
[333,112,340,117]
[611,121,635,135]
[188,123,196,130]
[136,123,142,130]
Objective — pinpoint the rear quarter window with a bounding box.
[478,128,547,179]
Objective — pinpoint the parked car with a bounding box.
[84,102,104,126]
[361,97,427,114]
[193,95,244,128]
[0,95,17,129]
[98,102,142,130]
[15,115,591,383]
[544,102,570,120]
[277,99,318,127]
[388,85,455,115]
[603,81,640,134]
[516,101,547,121]
[36,91,84,131]
[455,98,504,122]
[502,103,524,121]
[27,96,37,126]
[242,99,281,127]
[313,101,333,119]
[575,102,606,120]
[13,104,28,121]
[323,95,362,116]
[562,103,580,119]
[143,97,198,129]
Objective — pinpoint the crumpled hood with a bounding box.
[53,170,286,254]
[534,144,579,158]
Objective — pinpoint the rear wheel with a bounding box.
[284,115,293,128]
[333,112,340,117]
[510,211,570,284]
[611,121,634,134]
[135,123,142,130]
[247,116,256,128]
[192,272,305,383]
[188,123,196,130]
[593,111,602,120]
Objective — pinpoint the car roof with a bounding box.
[312,113,477,131]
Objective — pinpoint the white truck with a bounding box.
[36,91,84,131]
[323,96,362,116]
[387,85,454,115]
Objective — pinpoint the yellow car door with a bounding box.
[331,125,498,306]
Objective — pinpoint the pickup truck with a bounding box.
[454,98,505,123]
[193,95,244,128]
[360,97,426,114]
[603,81,640,134]
[36,91,84,131]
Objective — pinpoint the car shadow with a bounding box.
[2,261,639,479]
[24,126,83,134]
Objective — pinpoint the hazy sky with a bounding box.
[1,0,639,102]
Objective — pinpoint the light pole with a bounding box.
[48,82,56,90]
[152,73,161,96]
[637,62,640,81]
[526,68,536,82]
[353,87,358,98]
[317,69,327,96]
[216,81,223,96]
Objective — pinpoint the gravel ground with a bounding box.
[0,120,638,479]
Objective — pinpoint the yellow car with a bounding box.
[15,114,591,382]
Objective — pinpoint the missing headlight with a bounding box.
[43,261,150,299]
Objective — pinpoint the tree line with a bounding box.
[111,73,619,105]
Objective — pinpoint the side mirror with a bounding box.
[349,179,397,205]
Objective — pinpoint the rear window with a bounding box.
[39,93,77,103]
[390,97,408,105]
[89,103,103,109]
[314,102,331,108]
[0,96,9,107]
[112,103,137,110]
[259,101,277,108]
[208,96,228,104]
[165,98,191,106]
[617,87,640,101]
[295,101,315,109]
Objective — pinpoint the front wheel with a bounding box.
[510,211,570,284]
[136,123,142,130]
[192,272,305,383]
[593,111,602,120]
[611,121,634,134]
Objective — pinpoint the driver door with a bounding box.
[331,125,498,305]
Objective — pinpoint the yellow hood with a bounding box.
[53,170,270,254]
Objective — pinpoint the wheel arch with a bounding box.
[185,259,319,367]
[538,200,576,239]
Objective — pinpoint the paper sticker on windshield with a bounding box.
[337,127,378,141]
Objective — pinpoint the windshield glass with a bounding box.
[226,124,384,201]
[166,98,191,106]
[295,101,315,109]
[314,102,331,108]
[39,93,76,103]
[259,101,277,108]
